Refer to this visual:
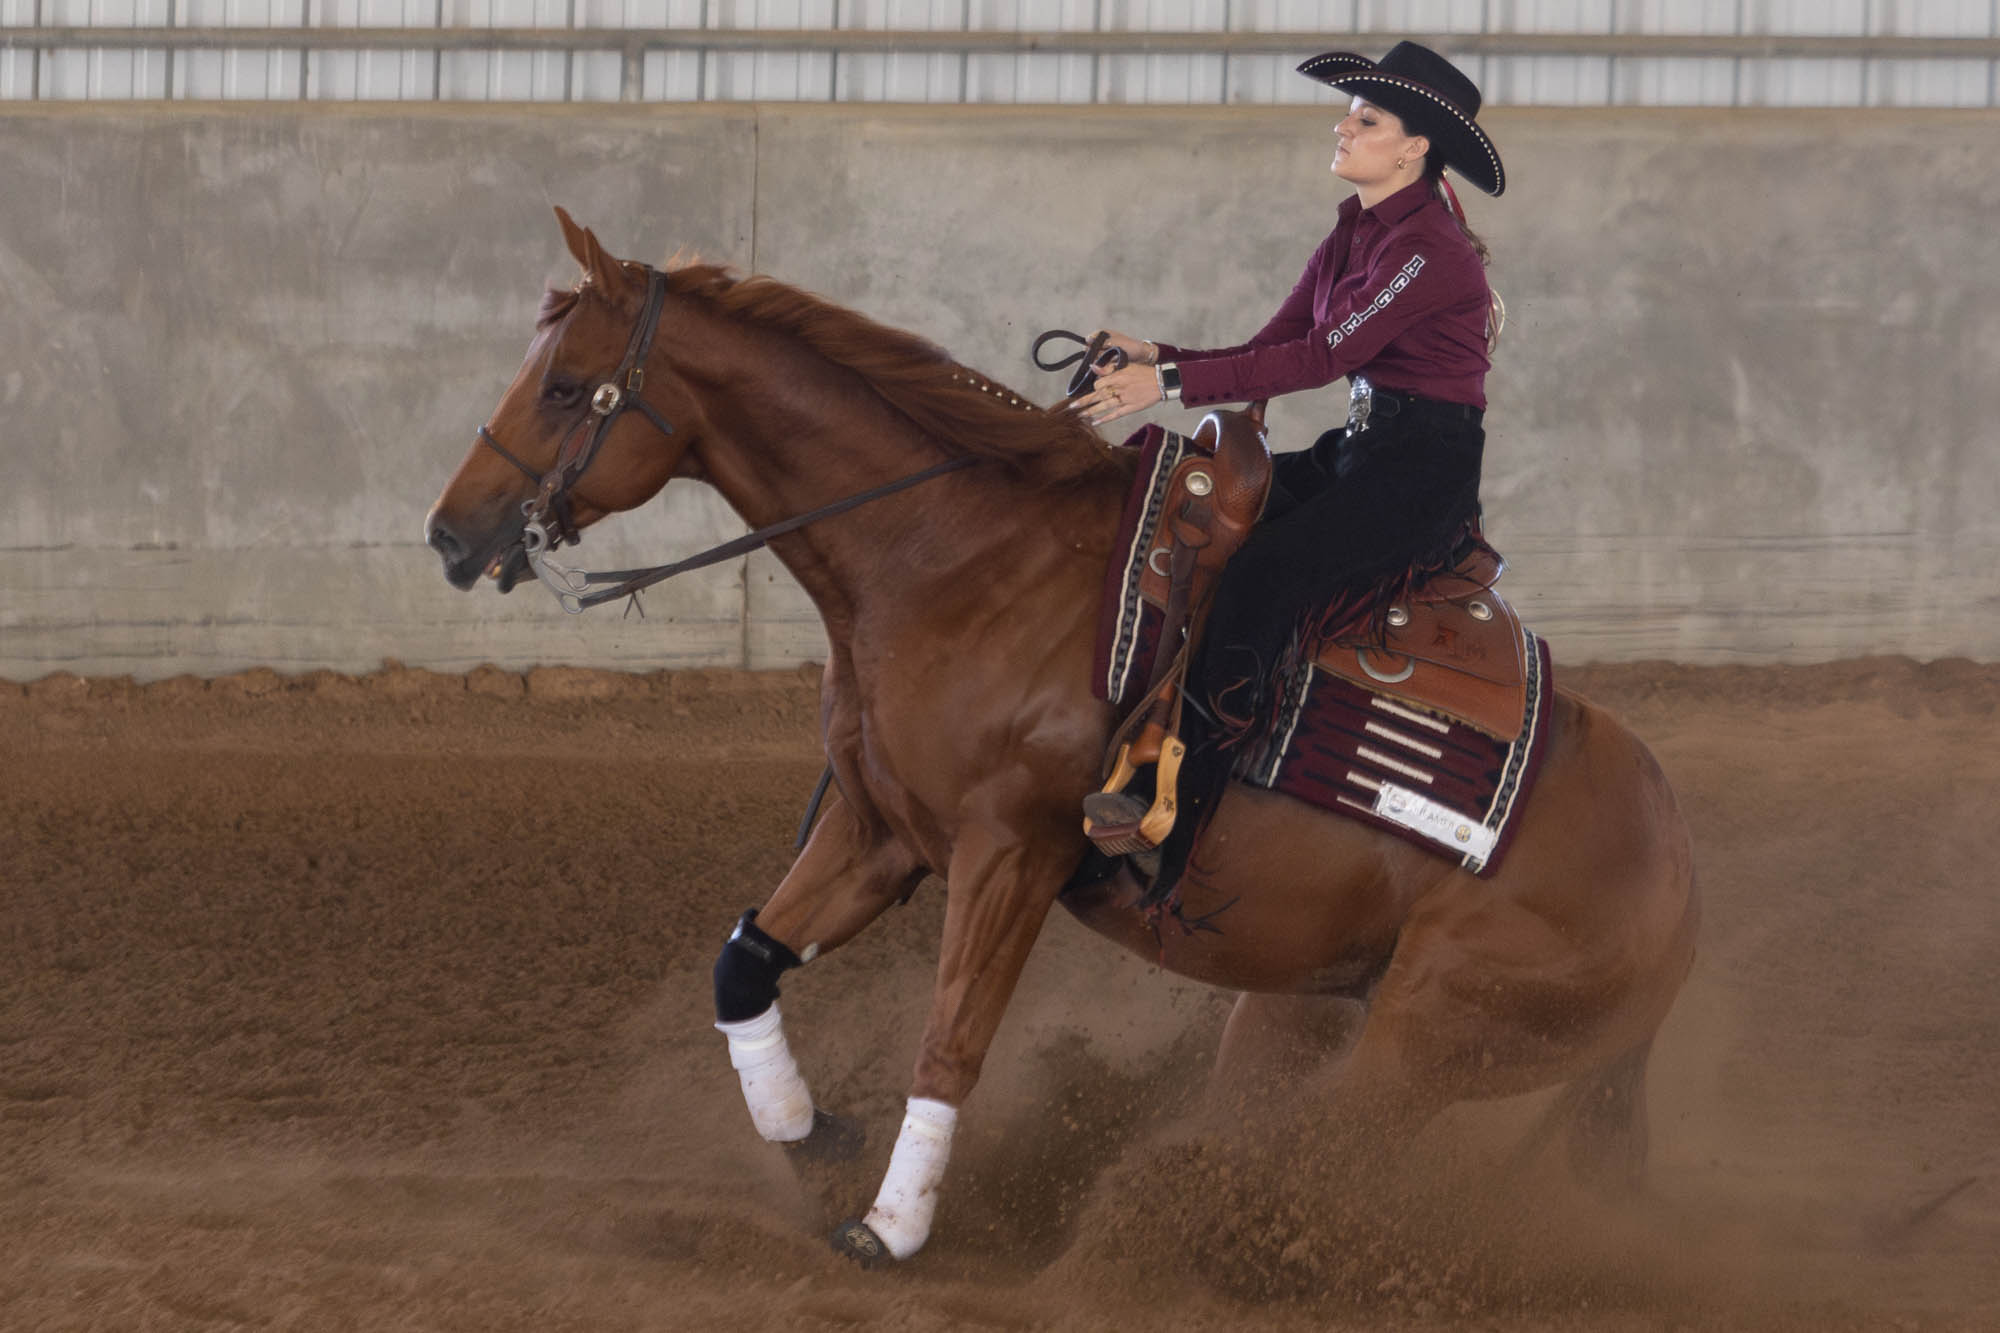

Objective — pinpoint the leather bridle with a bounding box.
[478,265,677,555]
[475,262,976,615]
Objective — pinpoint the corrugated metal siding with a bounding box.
[5,0,1999,102]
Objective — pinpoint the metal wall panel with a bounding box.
[1106,0,1228,106]
[1617,0,1737,32]
[1233,0,1354,30]
[1528,0,1619,28]
[1756,0,1867,34]
[4,0,1999,103]
[312,0,439,101]
[438,0,576,101]
[1743,56,1868,103]
[634,0,709,100]
[1369,0,1505,30]
[839,0,966,103]
[2,0,40,98]
[704,0,836,101]
[41,0,172,99]
[566,0,624,101]
[0,54,29,102]
[176,0,308,100]
[1225,0,1340,106]
[1875,57,1992,101]
[1614,55,1739,103]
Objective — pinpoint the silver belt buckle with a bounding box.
[1347,376,1375,434]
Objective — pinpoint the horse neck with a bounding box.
[659,314,1127,632]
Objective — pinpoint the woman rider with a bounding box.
[1072,42,1506,901]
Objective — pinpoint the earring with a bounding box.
[1396,157,1406,169]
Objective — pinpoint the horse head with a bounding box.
[424,208,704,593]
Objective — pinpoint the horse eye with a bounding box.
[542,377,587,409]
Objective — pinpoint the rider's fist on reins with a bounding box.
[1072,358,1164,427]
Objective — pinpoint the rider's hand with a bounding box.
[1070,360,1165,429]
[1095,330,1157,366]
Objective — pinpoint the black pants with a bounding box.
[1148,398,1485,899]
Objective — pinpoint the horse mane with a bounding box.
[659,264,1123,488]
[537,285,580,329]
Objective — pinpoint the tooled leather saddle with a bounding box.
[1092,418,1553,875]
[1316,542,1528,742]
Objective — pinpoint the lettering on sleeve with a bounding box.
[1325,254,1426,349]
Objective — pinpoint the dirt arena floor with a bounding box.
[4,657,1997,1331]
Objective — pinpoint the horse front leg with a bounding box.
[831,804,1075,1266]
[712,787,922,1146]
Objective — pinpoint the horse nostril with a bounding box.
[426,516,465,563]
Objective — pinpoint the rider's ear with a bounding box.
[554,206,615,289]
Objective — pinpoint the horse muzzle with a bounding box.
[424,508,528,592]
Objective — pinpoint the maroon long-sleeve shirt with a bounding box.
[1156,179,1491,410]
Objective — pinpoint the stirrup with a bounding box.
[1081,729,1187,855]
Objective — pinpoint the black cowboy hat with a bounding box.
[1297,42,1505,197]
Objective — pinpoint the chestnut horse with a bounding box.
[424,211,1698,1266]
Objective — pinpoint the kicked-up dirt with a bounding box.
[3,657,1997,1331]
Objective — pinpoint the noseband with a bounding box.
[476,262,975,615]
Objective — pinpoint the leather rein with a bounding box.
[477,263,975,615]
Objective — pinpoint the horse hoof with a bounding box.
[782,1109,865,1165]
[830,1217,890,1268]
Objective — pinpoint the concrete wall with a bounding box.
[3,103,1996,679]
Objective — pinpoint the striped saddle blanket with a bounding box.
[1093,425,1555,877]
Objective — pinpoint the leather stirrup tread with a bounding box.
[1081,731,1187,855]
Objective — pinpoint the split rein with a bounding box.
[476,263,974,615]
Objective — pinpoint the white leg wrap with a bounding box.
[861,1097,958,1260]
[715,1003,815,1142]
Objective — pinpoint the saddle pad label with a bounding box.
[1375,783,1499,861]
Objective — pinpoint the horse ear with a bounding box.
[553,206,615,288]
[1246,399,1268,430]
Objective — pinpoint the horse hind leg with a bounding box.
[1204,991,1367,1119]
[1511,1039,1654,1196]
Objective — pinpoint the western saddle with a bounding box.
[1082,407,1531,857]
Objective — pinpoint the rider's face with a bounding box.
[1332,96,1424,189]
